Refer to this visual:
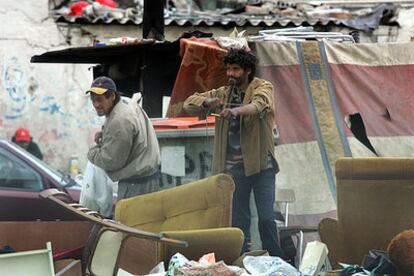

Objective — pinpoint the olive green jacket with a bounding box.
[88,96,160,182]
[184,77,279,176]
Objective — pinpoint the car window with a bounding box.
[0,148,43,191]
[7,142,71,187]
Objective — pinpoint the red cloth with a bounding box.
[166,38,228,117]
[66,0,117,16]
[96,0,117,8]
[66,1,89,16]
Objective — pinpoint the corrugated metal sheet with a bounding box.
[52,1,401,29]
[53,14,343,27]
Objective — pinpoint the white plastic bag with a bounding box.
[215,36,249,51]
[243,256,301,276]
[80,161,115,217]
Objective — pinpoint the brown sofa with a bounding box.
[115,173,244,274]
[319,157,414,267]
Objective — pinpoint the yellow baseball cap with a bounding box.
[86,76,117,95]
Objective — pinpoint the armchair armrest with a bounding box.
[160,227,244,265]
[319,218,343,268]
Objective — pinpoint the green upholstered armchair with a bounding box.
[319,157,414,267]
[115,173,244,274]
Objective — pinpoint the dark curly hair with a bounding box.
[223,48,257,82]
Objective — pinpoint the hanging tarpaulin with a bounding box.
[253,40,414,226]
[325,41,414,143]
[253,41,339,227]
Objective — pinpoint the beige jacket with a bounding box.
[88,96,160,182]
[184,77,278,176]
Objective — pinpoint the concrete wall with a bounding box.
[0,0,97,173]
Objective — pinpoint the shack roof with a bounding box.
[30,40,179,64]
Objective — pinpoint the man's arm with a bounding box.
[220,103,257,119]
[220,81,274,119]
[183,89,222,115]
[87,119,134,172]
[249,81,274,114]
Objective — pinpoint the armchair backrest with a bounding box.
[333,157,414,264]
[115,174,235,232]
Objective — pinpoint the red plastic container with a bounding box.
[152,116,215,131]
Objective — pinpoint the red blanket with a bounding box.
[167,38,227,117]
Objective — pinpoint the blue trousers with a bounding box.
[231,168,284,257]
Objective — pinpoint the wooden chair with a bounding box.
[40,189,187,275]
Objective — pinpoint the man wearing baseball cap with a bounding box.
[86,76,161,200]
[11,128,43,160]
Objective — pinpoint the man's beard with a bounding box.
[228,77,242,87]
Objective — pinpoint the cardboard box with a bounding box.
[299,241,329,276]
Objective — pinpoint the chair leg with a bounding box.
[298,230,304,265]
[292,233,301,267]
[323,257,332,271]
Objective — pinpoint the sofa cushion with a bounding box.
[115,174,234,232]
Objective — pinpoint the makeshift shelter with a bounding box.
[31,41,181,117]
[167,39,414,227]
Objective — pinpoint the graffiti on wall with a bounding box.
[0,56,100,128]
[1,57,31,120]
[40,96,64,115]
[39,95,74,137]
[0,55,100,171]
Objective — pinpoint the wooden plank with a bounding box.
[55,260,82,276]
[0,221,92,253]
[39,189,187,247]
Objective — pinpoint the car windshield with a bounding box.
[5,141,77,188]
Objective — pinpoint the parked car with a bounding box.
[0,139,82,221]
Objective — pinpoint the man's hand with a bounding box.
[94,131,103,145]
[203,97,222,109]
[220,108,239,119]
